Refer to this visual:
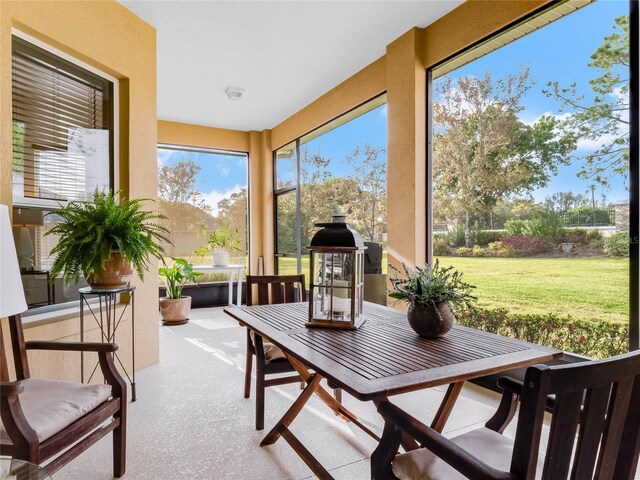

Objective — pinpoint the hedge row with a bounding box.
[456,307,629,359]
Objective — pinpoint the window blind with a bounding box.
[12,37,113,203]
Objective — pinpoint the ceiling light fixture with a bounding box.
[225,87,244,101]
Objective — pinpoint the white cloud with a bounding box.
[216,164,230,177]
[157,149,174,167]
[379,104,388,117]
[201,184,243,215]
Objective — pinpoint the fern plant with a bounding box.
[46,190,170,286]
[388,259,477,310]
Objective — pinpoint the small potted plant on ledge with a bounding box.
[159,257,203,325]
[196,223,241,266]
[47,190,170,289]
[389,260,477,338]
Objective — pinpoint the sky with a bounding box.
[158,0,630,213]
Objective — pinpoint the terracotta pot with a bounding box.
[407,301,455,338]
[88,250,133,289]
[159,296,192,325]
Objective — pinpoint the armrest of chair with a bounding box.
[376,400,514,480]
[484,377,523,433]
[26,341,118,353]
[0,380,25,397]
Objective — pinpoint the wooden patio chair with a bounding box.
[0,313,127,477]
[371,350,640,480]
[243,274,309,430]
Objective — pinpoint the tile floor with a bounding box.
[52,307,565,479]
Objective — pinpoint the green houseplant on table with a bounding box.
[46,190,170,289]
[389,259,477,338]
[196,223,241,267]
[159,257,203,325]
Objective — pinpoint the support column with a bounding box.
[386,28,427,271]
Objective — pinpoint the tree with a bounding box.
[157,158,214,256]
[344,144,387,242]
[542,191,590,214]
[216,188,248,255]
[544,15,629,186]
[158,158,211,212]
[433,70,575,247]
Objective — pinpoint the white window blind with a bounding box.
[12,37,113,204]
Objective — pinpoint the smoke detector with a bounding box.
[225,87,244,101]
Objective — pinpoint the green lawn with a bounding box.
[436,256,629,324]
[278,254,628,324]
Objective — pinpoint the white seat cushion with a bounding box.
[392,427,544,480]
[0,378,112,444]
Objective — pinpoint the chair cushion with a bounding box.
[0,378,112,444]
[250,331,286,362]
[392,427,544,480]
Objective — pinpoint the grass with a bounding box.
[436,256,629,324]
[271,254,630,324]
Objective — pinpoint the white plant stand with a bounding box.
[196,264,245,307]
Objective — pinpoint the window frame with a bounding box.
[425,0,639,351]
[11,31,119,317]
[272,93,388,275]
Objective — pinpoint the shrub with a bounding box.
[447,225,466,247]
[472,245,486,257]
[604,232,630,257]
[500,236,550,256]
[587,230,603,242]
[505,211,564,241]
[457,307,629,359]
[474,229,503,246]
[487,241,514,257]
[562,228,589,245]
[433,235,450,256]
[456,247,472,256]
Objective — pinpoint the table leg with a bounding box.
[235,268,242,307]
[430,382,464,433]
[228,272,233,306]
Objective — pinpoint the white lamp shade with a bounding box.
[0,205,28,317]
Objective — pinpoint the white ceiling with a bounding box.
[118,0,464,132]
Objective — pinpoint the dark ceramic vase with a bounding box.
[407,301,455,338]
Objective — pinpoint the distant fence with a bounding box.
[434,207,616,233]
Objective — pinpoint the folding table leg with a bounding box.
[430,381,465,433]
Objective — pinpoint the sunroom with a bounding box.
[0,0,639,479]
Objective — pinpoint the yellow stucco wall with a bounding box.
[0,0,158,380]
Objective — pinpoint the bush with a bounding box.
[604,232,630,257]
[474,229,503,246]
[487,241,514,257]
[433,235,450,256]
[505,211,565,241]
[562,228,589,245]
[457,307,629,359]
[587,230,603,242]
[447,225,466,247]
[500,236,550,256]
[472,245,486,257]
[456,247,472,256]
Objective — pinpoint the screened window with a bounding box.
[11,36,114,311]
[274,95,388,281]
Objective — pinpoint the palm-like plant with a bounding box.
[388,259,477,310]
[47,190,170,285]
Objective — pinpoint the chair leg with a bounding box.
[113,417,126,477]
[244,351,253,399]
[256,361,265,430]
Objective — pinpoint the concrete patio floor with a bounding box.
[56,307,545,479]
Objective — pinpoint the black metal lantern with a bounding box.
[307,213,366,330]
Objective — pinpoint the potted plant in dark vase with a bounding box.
[389,260,477,338]
[197,223,241,267]
[159,257,203,325]
[47,190,170,289]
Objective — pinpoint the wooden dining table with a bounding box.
[224,301,562,479]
